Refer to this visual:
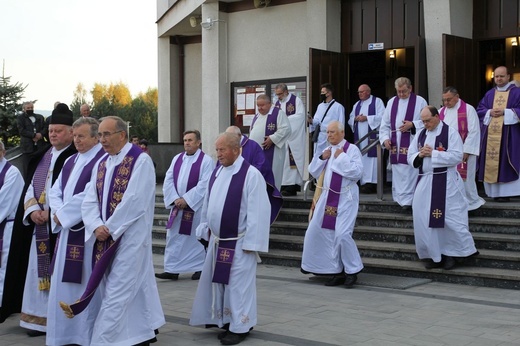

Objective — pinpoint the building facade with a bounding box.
[157,0,520,158]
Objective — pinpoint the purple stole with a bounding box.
[322,141,350,230]
[477,85,520,183]
[208,160,249,285]
[250,107,280,166]
[0,162,13,267]
[353,97,378,157]
[390,93,417,164]
[275,94,296,116]
[275,95,297,166]
[60,145,141,318]
[417,123,449,228]
[166,151,205,235]
[50,147,105,284]
[32,148,53,290]
[440,101,468,179]
[240,136,282,224]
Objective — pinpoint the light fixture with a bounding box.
[389,50,396,59]
[512,38,518,47]
[201,17,222,30]
[189,16,198,28]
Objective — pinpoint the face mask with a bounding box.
[26,110,34,115]
[320,93,327,102]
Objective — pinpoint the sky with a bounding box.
[1,0,158,115]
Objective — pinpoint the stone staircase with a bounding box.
[151,190,520,290]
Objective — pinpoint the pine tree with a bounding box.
[0,61,26,147]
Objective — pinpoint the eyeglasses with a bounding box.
[358,90,368,94]
[98,130,123,139]
[442,97,454,103]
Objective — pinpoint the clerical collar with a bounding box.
[497,83,513,91]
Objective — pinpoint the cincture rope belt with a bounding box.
[210,231,253,320]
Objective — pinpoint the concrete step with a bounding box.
[275,212,520,236]
[260,249,520,290]
[151,189,520,289]
[267,234,520,270]
[268,220,520,251]
[152,239,166,255]
[282,194,520,218]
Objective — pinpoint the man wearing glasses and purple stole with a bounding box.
[46,117,105,346]
[408,106,478,270]
[380,77,427,208]
[190,132,270,346]
[156,130,214,281]
[61,116,164,345]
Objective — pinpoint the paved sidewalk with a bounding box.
[2,253,520,346]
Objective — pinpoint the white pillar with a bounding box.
[423,0,472,107]
[158,37,178,142]
[200,2,229,156]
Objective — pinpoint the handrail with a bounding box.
[6,153,23,161]
[303,128,385,201]
[356,129,384,201]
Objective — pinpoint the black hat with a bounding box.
[50,103,73,126]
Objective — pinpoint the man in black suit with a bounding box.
[17,102,47,179]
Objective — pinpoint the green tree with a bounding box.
[79,81,158,142]
[0,62,26,147]
[127,89,158,142]
[70,83,89,118]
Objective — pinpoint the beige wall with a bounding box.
[157,0,343,157]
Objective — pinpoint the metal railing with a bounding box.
[303,128,385,201]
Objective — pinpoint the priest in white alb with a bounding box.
[301,121,364,288]
[249,93,291,190]
[156,130,214,281]
[348,84,385,193]
[0,140,24,321]
[190,132,270,346]
[78,116,164,345]
[274,83,306,196]
[47,117,105,346]
[380,77,427,207]
[408,106,478,270]
[439,86,485,210]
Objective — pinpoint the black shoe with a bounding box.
[401,205,412,211]
[218,330,229,340]
[220,331,249,345]
[424,259,443,269]
[281,190,296,196]
[324,274,346,286]
[191,271,201,280]
[219,327,252,340]
[494,197,511,202]
[344,274,358,289]
[443,256,456,270]
[300,268,311,275]
[155,272,179,280]
[26,330,46,337]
